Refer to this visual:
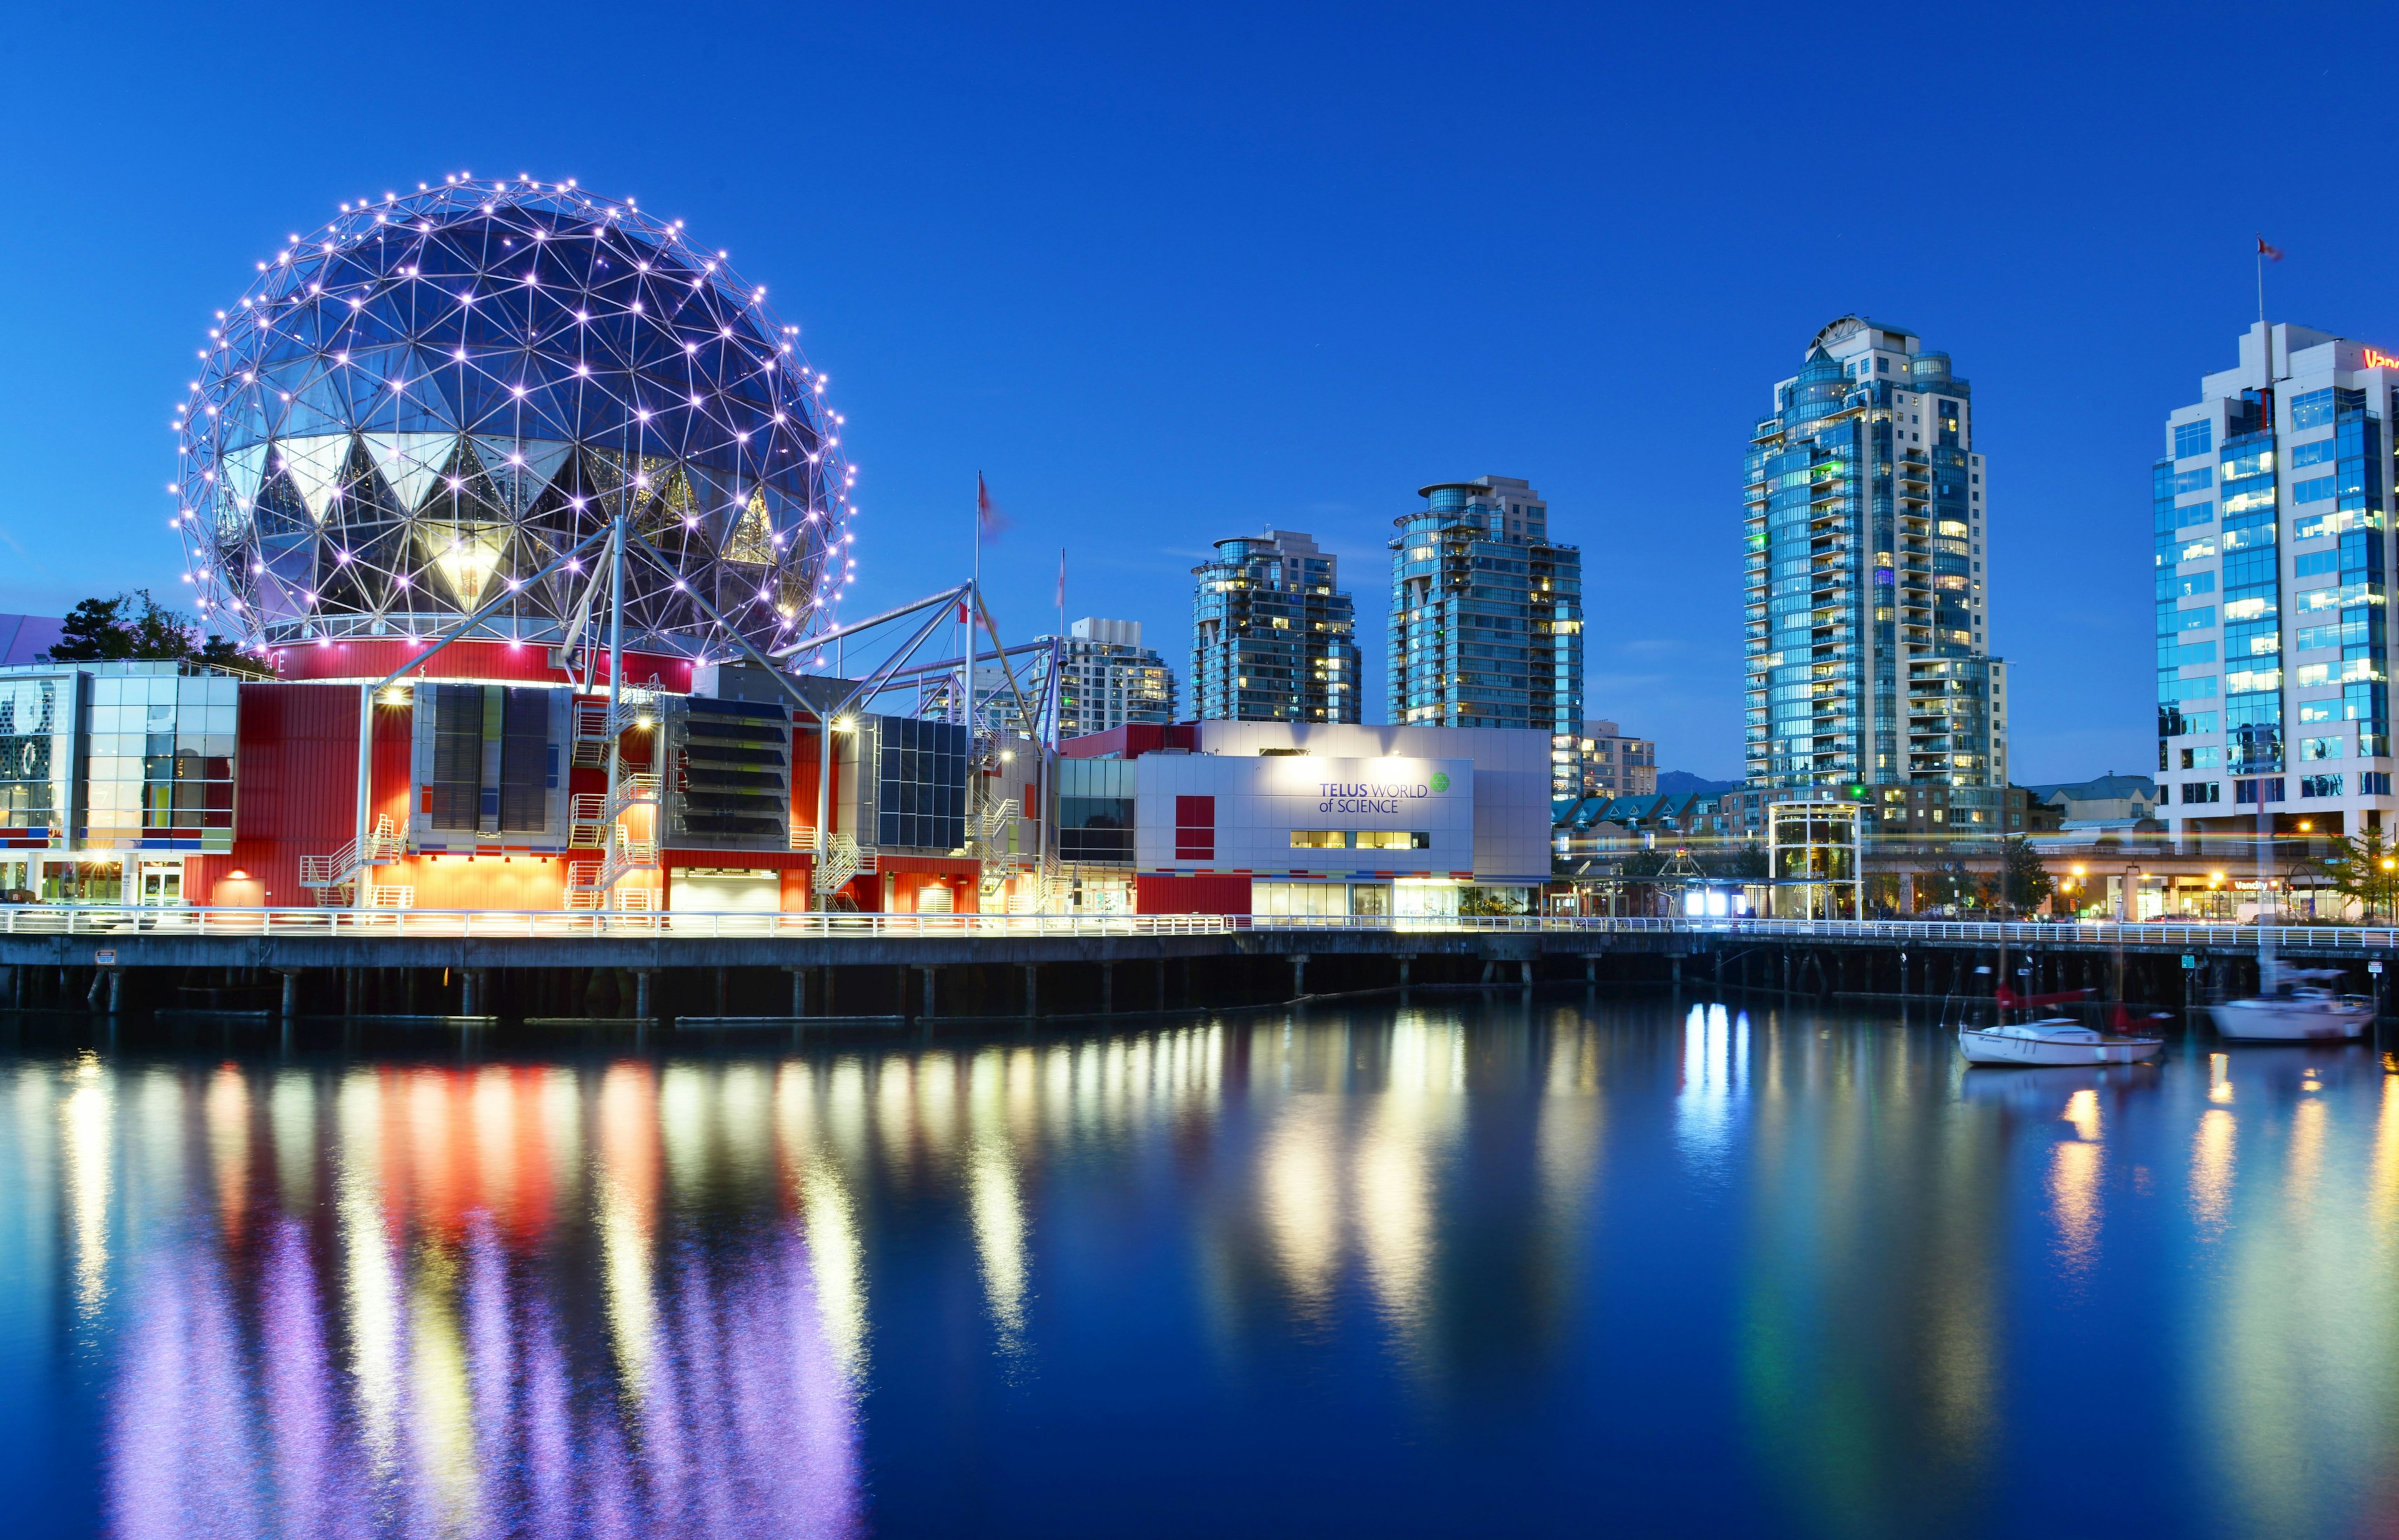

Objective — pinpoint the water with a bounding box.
[3,995,2396,1539]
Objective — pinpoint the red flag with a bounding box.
[976,473,1008,538]
[2257,234,2284,261]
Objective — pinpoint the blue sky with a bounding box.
[1,1,2392,780]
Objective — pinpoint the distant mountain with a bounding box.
[1657,770,1739,798]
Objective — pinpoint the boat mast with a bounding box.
[2253,297,2280,991]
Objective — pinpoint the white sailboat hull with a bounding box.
[1958,1020,2165,1066]
[2210,996,2375,1042]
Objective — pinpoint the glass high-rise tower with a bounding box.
[976,616,1176,740]
[1190,529,1361,722]
[1745,316,2006,794]
[2157,321,2399,838]
[1388,476,1584,793]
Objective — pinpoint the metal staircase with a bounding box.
[569,684,658,768]
[299,816,400,905]
[562,680,663,909]
[564,823,659,910]
[809,830,877,894]
[568,771,660,848]
[968,797,1020,903]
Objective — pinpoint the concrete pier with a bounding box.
[0,914,2382,1025]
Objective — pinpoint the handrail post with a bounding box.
[353,680,375,911]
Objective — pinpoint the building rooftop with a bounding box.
[2021,774,2158,805]
[0,615,62,666]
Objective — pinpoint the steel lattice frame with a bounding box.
[172,175,858,655]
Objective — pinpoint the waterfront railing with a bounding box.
[0,905,2392,951]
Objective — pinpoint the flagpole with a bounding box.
[968,474,980,727]
[2252,235,2274,943]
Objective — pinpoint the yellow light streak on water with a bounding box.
[2047,1139,2102,1273]
[407,1243,482,1536]
[337,1070,401,1476]
[777,1062,870,1384]
[2061,1087,2100,1143]
[1260,1096,1341,1317]
[2373,1075,2399,1230]
[60,1053,110,1323]
[1354,1019,1462,1363]
[968,1049,1030,1364]
[2190,1108,2236,1238]
[596,1063,657,1401]
[470,1065,516,1221]
[206,1065,249,1240]
[877,1056,915,1171]
[271,1070,315,1213]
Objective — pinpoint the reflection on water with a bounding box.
[61,1053,110,1324]
[1739,1005,2000,1536]
[7,1002,2399,1536]
[2202,1046,2399,1539]
[967,1050,1031,1365]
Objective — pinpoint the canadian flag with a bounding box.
[976,473,1008,538]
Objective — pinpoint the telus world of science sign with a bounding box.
[1133,755,1476,878]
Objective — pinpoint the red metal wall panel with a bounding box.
[195,682,366,905]
[1174,795,1216,860]
[271,638,696,690]
[1135,873,1251,914]
[1059,723,1198,760]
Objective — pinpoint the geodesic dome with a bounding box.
[172,176,857,652]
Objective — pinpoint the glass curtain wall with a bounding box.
[82,667,236,853]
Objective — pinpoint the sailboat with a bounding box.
[2211,965,2375,1041]
[2208,788,2375,1042]
[1958,983,2166,1066]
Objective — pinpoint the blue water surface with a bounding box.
[1,994,2393,1539]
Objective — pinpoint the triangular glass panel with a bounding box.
[221,442,267,510]
[415,518,509,609]
[469,436,572,519]
[277,434,354,523]
[724,485,775,565]
[361,433,456,513]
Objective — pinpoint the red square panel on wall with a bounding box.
[1174,795,1214,861]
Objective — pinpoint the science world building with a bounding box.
[0,176,1554,917]
[0,176,1011,915]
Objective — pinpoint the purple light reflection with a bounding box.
[94,1068,862,1539]
[109,1242,267,1538]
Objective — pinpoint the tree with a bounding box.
[1616,848,1671,880]
[1714,843,1768,880]
[2311,825,2399,923]
[1920,860,1977,912]
[1995,837,2055,917]
[41,591,271,677]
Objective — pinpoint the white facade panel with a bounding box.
[1113,720,1553,883]
[1134,755,1475,878]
